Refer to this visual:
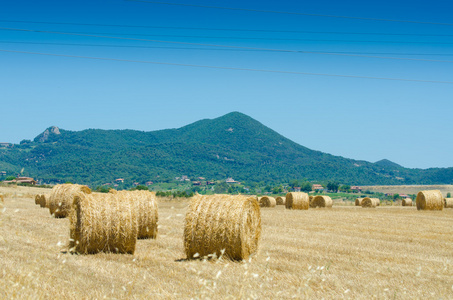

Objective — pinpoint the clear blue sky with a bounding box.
[1,0,452,169]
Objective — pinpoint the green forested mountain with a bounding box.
[1,112,452,186]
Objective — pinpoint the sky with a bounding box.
[1,0,453,169]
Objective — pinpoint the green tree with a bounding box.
[393,193,400,200]
[135,185,149,191]
[327,181,339,192]
[339,184,351,192]
[300,182,312,192]
[214,182,228,194]
[5,176,16,181]
[447,193,451,198]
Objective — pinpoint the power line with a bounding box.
[2,41,453,63]
[1,49,452,84]
[0,19,452,37]
[2,27,453,56]
[125,0,453,26]
[6,28,453,44]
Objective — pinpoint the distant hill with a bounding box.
[0,112,452,187]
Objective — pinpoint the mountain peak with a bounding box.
[375,159,402,169]
[34,126,61,143]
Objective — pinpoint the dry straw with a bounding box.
[444,198,453,208]
[362,197,380,208]
[0,194,4,204]
[311,195,333,208]
[309,195,314,208]
[35,194,40,205]
[275,196,286,205]
[285,192,309,210]
[112,190,158,239]
[184,194,261,260]
[355,198,363,206]
[48,184,91,218]
[69,192,138,254]
[259,196,276,208]
[402,198,413,206]
[416,190,443,211]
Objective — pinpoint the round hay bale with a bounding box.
[259,196,276,208]
[402,198,413,206]
[444,198,453,208]
[311,195,333,208]
[275,196,286,205]
[416,190,443,211]
[184,194,261,260]
[355,198,363,206]
[35,194,40,205]
[285,192,309,210]
[362,197,380,208]
[114,190,158,239]
[48,184,91,218]
[309,195,314,208]
[69,192,138,254]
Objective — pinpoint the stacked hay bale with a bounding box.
[362,197,380,208]
[48,184,91,218]
[444,198,453,208]
[184,194,261,260]
[259,196,276,208]
[355,198,363,206]
[311,195,333,208]
[112,190,158,239]
[69,192,138,254]
[275,196,286,205]
[402,198,413,206]
[416,190,443,211]
[285,192,309,210]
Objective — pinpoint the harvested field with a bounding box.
[1,186,453,299]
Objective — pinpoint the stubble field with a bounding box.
[0,186,452,299]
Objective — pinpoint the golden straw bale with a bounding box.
[402,198,413,206]
[362,197,380,208]
[444,198,453,208]
[355,198,363,206]
[48,184,91,218]
[114,190,158,239]
[69,192,138,254]
[184,194,261,260]
[35,194,40,205]
[416,190,443,211]
[285,192,309,210]
[259,196,276,208]
[275,196,286,205]
[311,195,333,208]
[309,196,314,208]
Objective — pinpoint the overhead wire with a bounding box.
[125,0,453,26]
[1,49,452,84]
[1,40,453,63]
[0,19,452,37]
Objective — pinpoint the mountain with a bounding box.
[1,112,452,186]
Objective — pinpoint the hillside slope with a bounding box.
[0,112,452,186]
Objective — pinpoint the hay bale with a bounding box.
[39,194,49,208]
[309,195,314,208]
[416,190,443,211]
[48,184,91,218]
[355,198,363,206]
[285,192,309,210]
[113,190,158,239]
[444,198,453,208]
[184,194,261,260]
[35,194,40,205]
[402,198,413,206]
[275,196,286,205]
[362,197,380,208]
[69,192,138,254]
[311,195,333,208]
[259,196,276,208]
